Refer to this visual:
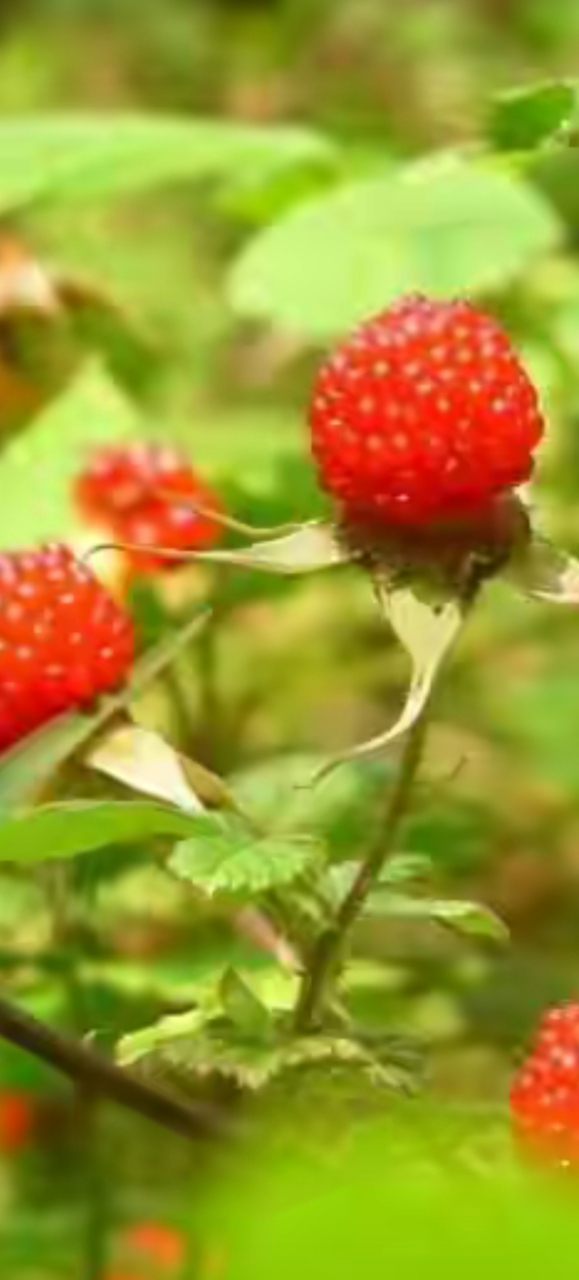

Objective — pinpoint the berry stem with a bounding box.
[293,708,431,1033]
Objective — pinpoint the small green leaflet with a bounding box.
[326,855,433,907]
[364,891,508,942]
[488,82,577,152]
[118,966,300,1066]
[121,1021,402,1090]
[219,968,272,1038]
[169,814,321,896]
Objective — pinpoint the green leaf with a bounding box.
[118,1006,216,1066]
[169,815,321,897]
[0,800,198,865]
[118,966,300,1066]
[124,1022,402,1090]
[365,892,508,941]
[0,608,208,808]
[216,153,336,227]
[488,81,576,151]
[229,157,561,337]
[197,1035,404,1090]
[0,114,332,214]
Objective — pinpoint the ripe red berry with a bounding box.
[76,443,221,572]
[510,1003,579,1168]
[0,543,134,752]
[0,1090,34,1153]
[125,1221,185,1272]
[310,296,544,528]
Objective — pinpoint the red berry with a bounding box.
[510,1003,579,1167]
[310,296,544,528]
[76,443,221,572]
[125,1221,185,1271]
[0,543,134,752]
[0,1091,34,1153]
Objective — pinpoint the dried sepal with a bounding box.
[507,534,579,604]
[314,589,465,780]
[85,719,204,813]
[339,493,531,601]
[88,521,345,577]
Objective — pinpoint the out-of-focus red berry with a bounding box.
[0,1090,34,1152]
[124,1221,185,1272]
[511,1002,579,1168]
[76,443,222,573]
[0,542,134,753]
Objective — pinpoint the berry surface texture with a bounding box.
[310,296,544,527]
[76,443,221,571]
[511,1003,579,1168]
[0,543,134,751]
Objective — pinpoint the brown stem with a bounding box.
[0,994,229,1142]
[293,712,430,1033]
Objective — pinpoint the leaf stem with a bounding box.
[293,710,430,1032]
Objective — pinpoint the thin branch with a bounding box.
[0,994,230,1143]
[293,711,430,1033]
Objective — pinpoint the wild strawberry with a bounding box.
[124,1221,185,1272]
[76,443,221,572]
[510,1003,579,1167]
[0,1090,34,1153]
[0,543,134,752]
[310,296,544,528]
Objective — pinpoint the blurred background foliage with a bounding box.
[2,0,579,1275]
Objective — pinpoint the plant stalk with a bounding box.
[0,993,228,1141]
[293,710,430,1033]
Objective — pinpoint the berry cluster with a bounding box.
[0,543,134,752]
[76,443,221,571]
[310,296,544,529]
[510,1003,579,1167]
